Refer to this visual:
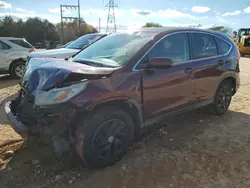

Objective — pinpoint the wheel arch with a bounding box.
[86,98,144,139]
[219,76,237,95]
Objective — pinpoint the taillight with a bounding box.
[29,48,36,53]
[237,49,240,61]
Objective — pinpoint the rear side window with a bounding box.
[214,37,231,55]
[9,39,33,48]
[191,33,218,59]
[0,41,11,49]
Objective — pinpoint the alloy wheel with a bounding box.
[217,84,232,113]
[15,64,25,78]
[92,119,127,160]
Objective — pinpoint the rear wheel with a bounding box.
[75,107,134,168]
[207,80,233,116]
[10,61,25,79]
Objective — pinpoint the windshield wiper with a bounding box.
[74,60,117,68]
[74,60,101,67]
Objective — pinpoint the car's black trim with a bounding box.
[4,101,28,138]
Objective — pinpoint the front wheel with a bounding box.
[75,107,134,168]
[207,80,233,116]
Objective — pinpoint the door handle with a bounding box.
[185,68,193,74]
[218,60,224,65]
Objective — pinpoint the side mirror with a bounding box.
[146,57,173,69]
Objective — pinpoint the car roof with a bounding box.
[0,37,25,40]
[84,33,106,36]
[137,27,224,35]
[136,27,231,42]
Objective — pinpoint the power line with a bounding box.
[105,0,118,34]
[60,0,81,43]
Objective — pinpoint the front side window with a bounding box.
[147,32,190,64]
[73,32,155,67]
[191,33,218,59]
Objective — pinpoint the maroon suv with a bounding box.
[5,27,240,168]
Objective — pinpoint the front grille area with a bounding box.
[244,37,250,47]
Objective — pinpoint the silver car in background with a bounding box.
[27,33,107,65]
[0,37,35,78]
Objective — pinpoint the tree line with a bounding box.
[0,16,235,48]
[142,22,234,36]
[0,16,98,47]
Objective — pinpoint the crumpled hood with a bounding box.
[21,58,115,96]
[29,48,80,59]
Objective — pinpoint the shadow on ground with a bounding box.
[1,109,250,188]
[0,75,19,90]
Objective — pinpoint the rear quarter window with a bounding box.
[214,37,231,55]
[191,33,218,59]
[9,39,33,48]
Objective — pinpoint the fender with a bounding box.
[217,71,237,90]
[85,97,144,129]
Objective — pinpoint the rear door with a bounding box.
[0,40,12,71]
[190,32,230,105]
[137,32,197,121]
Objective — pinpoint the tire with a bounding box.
[75,107,134,168]
[207,80,233,116]
[10,61,25,79]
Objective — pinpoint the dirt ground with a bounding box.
[1,58,250,188]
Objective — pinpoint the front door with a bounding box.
[138,32,196,121]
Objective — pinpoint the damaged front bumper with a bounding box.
[5,89,80,140]
[5,89,83,159]
[5,101,28,138]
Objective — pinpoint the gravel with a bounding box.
[1,58,250,188]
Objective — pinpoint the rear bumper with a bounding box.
[5,101,28,138]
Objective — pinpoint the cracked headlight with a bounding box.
[35,81,89,106]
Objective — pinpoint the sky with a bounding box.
[0,0,250,32]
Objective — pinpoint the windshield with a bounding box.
[239,29,250,36]
[66,34,104,49]
[73,32,154,67]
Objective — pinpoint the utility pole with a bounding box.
[60,1,81,43]
[78,0,81,33]
[60,5,64,44]
[106,0,118,34]
[99,18,101,32]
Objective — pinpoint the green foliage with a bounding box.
[142,22,163,28]
[208,26,233,36]
[55,18,98,43]
[0,16,98,46]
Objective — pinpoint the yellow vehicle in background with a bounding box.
[234,28,250,57]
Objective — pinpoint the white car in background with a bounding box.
[27,33,107,65]
[0,37,35,78]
